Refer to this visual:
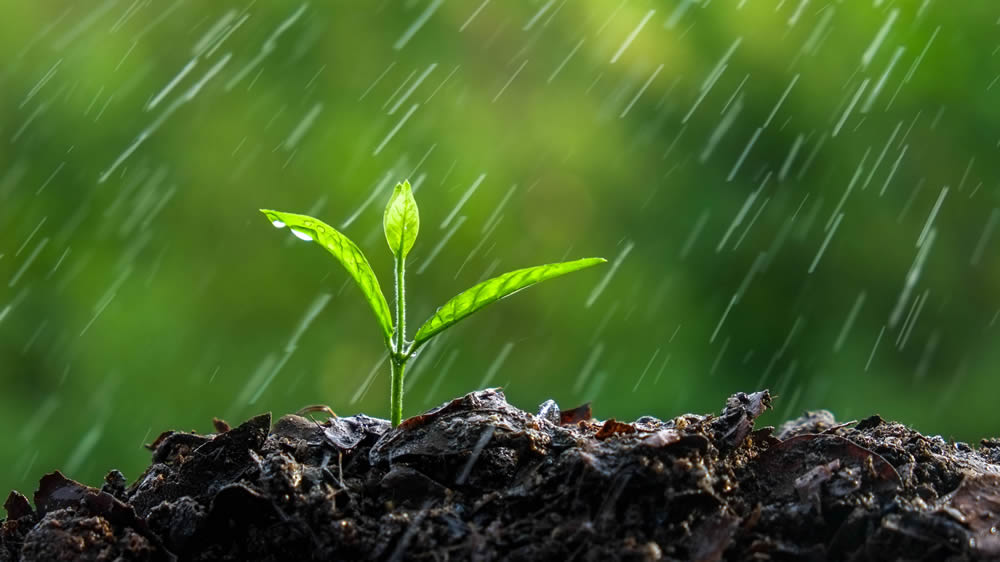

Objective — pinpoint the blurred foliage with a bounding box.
[1,1,999,494]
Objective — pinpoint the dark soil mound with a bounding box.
[3,388,1000,561]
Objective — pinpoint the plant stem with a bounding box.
[394,256,406,355]
[390,358,404,427]
[391,255,407,427]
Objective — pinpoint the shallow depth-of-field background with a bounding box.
[2,1,999,494]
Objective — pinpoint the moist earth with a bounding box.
[2,388,999,561]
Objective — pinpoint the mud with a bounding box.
[3,388,999,561]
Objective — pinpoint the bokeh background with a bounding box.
[2,1,998,494]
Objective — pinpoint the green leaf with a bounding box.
[260,209,393,342]
[413,257,607,345]
[383,180,420,259]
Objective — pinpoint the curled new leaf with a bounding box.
[260,209,393,342]
[383,180,420,259]
[413,258,606,346]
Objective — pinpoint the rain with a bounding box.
[0,1,997,522]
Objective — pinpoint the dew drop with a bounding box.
[291,228,314,241]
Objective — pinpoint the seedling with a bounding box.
[261,180,605,427]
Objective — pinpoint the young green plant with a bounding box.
[261,181,605,427]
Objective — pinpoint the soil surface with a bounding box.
[3,388,1000,561]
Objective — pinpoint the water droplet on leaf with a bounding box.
[291,228,314,241]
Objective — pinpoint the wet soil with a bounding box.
[3,388,1000,561]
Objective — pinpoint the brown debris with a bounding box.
[212,418,231,433]
[595,418,637,440]
[760,433,902,496]
[940,474,1000,558]
[559,402,593,425]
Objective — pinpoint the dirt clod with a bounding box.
[3,388,1000,560]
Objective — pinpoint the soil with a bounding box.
[3,388,1000,561]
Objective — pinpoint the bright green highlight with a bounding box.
[262,181,605,426]
[383,180,420,259]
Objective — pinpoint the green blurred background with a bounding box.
[2,1,998,495]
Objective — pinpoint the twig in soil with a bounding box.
[296,404,338,419]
